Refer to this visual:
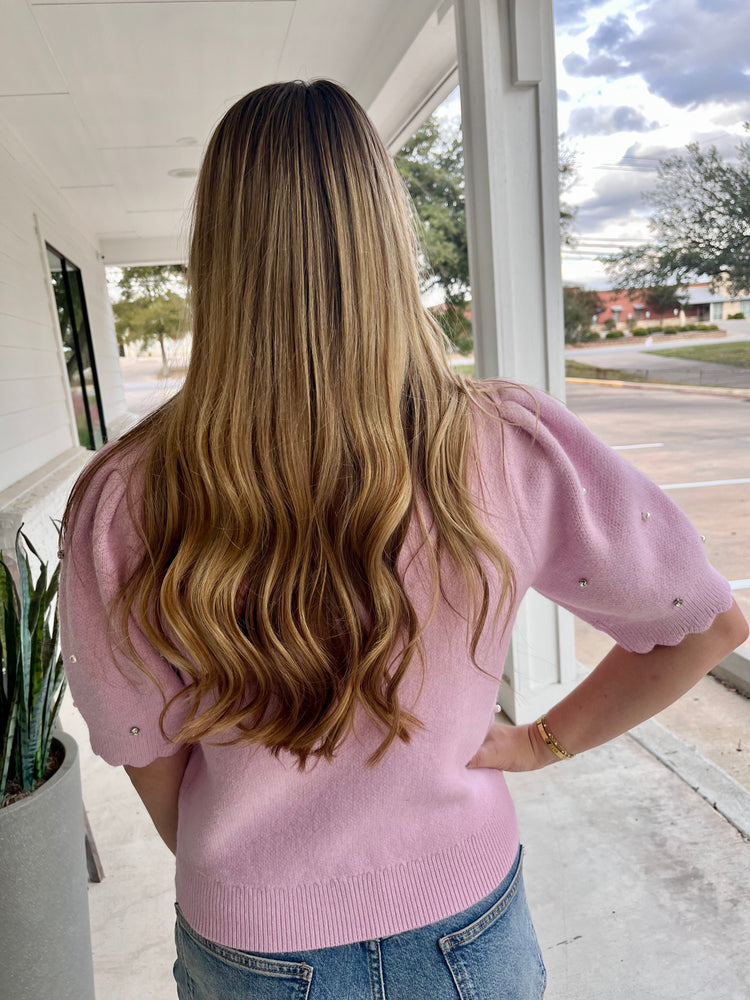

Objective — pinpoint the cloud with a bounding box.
[574,170,657,230]
[568,105,661,136]
[558,89,572,102]
[621,131,748,170]
[562,0,750,108]
[553,0,610,31]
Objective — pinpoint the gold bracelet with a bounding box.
[535,715,575,761]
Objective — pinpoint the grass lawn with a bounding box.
[646,340,750,368]
[456,361,651,383]
[564,360,650,383]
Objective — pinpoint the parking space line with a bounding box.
[659,478,750,490]
[613,443,664,451]
[730,580,750,591]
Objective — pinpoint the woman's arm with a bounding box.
[123,745,192,854]
[469,600,749,771]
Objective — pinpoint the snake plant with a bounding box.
[0,528,66,804]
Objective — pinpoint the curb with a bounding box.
[629,719,750,841]
[566,377,750,400]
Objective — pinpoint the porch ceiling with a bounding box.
[2,0,457,264]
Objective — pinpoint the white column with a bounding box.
[455,0,577,722]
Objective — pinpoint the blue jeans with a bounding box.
[173,843,547,1000]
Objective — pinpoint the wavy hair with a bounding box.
[62,80,518,767]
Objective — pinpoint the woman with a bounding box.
[59,80,748,1000]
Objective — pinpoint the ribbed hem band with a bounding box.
[175,811,520,952]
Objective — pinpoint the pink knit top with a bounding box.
[59,383,732,952]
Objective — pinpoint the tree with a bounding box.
[643,284,688,323]
[563,286,603,344]
[602,131,750,296]
[396,116,581,353]
[559,136,578,249]
[395,115,471,352]
[111,265,189,374]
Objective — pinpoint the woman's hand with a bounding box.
[467,721,558,772]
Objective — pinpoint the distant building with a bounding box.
[589,281,750,332]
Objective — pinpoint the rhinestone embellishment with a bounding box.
[129,727,141,736]
[579,578,589,588]
[582,487,587,495]
[641,512,651,521]
[700,535,706,542]
[672,598,684,608]
[68,654,77,663]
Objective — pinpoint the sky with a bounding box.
[438,0,750,291]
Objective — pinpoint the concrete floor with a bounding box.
[508,735,750,1000]
[60,361,749,999]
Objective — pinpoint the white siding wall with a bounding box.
[0,118,133,563]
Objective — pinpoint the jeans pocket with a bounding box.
[438,853,547,1000]
[173,904,313,1000]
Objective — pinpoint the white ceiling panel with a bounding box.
[275,0,384,89]
[3,0,456,262]
[0,94,111,187]
[59,185,132,239]
[123,208,188,239]
[98,146,199,213]
[31,1,296,148]
[0,1,67,95]
[36,0,290,5]
[368,5,457,150]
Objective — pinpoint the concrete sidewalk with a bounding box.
[60,688,750,1000]
[508,733,750,1000]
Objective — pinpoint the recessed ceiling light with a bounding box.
[168,167,198,178]
[176,137,198,146]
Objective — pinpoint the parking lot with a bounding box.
[566,382,749,627]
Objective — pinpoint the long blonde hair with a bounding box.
[63,80,516,767]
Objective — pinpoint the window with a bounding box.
[741,300,750,317]
[710,302,723,322]
[695,304,709,322]
[47,246,106,450]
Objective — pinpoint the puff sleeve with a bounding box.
[59,447,189,766]
[497,385,733,653]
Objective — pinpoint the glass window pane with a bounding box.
[68,269,104,448]
[46,246,106,450]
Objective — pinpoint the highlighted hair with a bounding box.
[63,80,516,767]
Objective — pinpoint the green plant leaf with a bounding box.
[39,658,66,776]
[1,530,64,798]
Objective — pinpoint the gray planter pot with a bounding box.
[0,730,95,1000]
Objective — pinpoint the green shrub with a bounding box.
[728,312,745,320]
[605,330,624,339]
[631,329,648,337]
